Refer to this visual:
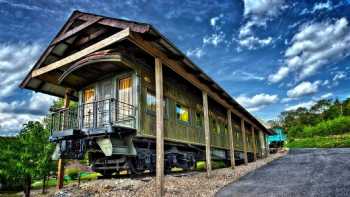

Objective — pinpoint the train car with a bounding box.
[20,11,271,177]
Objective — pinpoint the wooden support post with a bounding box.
[227,110,235,168]
[202,91,212,177]
[241,119,248,165]
[252,127,257,161]
[259,130,265,158]
[56,90,70,191]
[265,133,270,157]
[155,58,164,197]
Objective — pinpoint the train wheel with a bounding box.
[127,157,144,175]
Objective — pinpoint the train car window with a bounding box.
[176,103,189,123]
[146,90,167,116]
[146,91,156,112]
[195,111,202,127]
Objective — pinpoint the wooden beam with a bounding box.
[51,16,103,46]
[227,110,235,168]
[241,119,248,165]
[202,91,212,177]
[155,58,164,197]
[56,90,70,191]
[32,28,131,78]
[252,127,257,161]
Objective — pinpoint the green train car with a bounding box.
[20,11,271,176]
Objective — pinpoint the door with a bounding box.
[83,88,95,128]
[117,76,133,125]
[98,81,113,127]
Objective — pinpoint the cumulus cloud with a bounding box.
[238,0,285,50]
[0,42,56,135]
[269,18,350,83]
[0,42,42,98]
[235,93,279,112]
[243,0,285,17]
[287,81,321,98]
[285,101,315,111]
[320,92,333,99]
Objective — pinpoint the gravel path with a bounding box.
[43,151,285,197]
[216,148,350,197]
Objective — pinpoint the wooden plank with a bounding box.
[155,58,164,196]
[227,110,235,168]
[241,119,248,165]
[32,28,131,78]
[127,33,262,130]
[56,90,70,191]
[202,91,212,177]
[252,127,257,161]
[259,130,265,158]
[51,16,103,46]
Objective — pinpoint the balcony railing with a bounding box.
[50,98,136,133]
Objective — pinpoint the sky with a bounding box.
[1,0,350,135]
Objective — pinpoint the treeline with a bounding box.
[270,98,350,139]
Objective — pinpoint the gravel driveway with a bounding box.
[216,148,350,197]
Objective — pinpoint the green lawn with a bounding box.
[287,133,350,148]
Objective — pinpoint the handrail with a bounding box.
[49,98,136,133]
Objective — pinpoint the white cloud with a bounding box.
[0,42,55,135]
[285,101,315,111]
[281,97,298,103]
[217,70,264,82]
[210,14,224,29]
[0,42,42,98]
[287,81,320,98]
[235,93,279,112]
[269,18,350,83]
[186,47,205,58]
[238,0,284,50]
[0,93,56,135]
[333,71,346,81]
[203,32,225,47]
[243,0,285,17]
[320,92,333,99]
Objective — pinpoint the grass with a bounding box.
[287,133,350,148]
[31,172,101,189]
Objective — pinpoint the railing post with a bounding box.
[109,99,112,125]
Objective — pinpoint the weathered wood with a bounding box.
[32,28,131,78]
[241,119,248,165]
[202,91,212,177]
[252,127,257,161]
[57,90,70,191]
[227,110,235,168]
[155,58,164,196]
[51,16,103,46]
[259,130,265,158]
[127,33,261,130]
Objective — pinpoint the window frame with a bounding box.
[145,88,168,118]
[175,102,191,125]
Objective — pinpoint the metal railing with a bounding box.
[50,98,136,133]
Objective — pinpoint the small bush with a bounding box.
[65,167,80,180]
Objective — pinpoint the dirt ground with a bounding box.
[24,151,286,197]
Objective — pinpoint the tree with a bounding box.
[15,121,55,196]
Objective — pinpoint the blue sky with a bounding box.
[1,0,350,135]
